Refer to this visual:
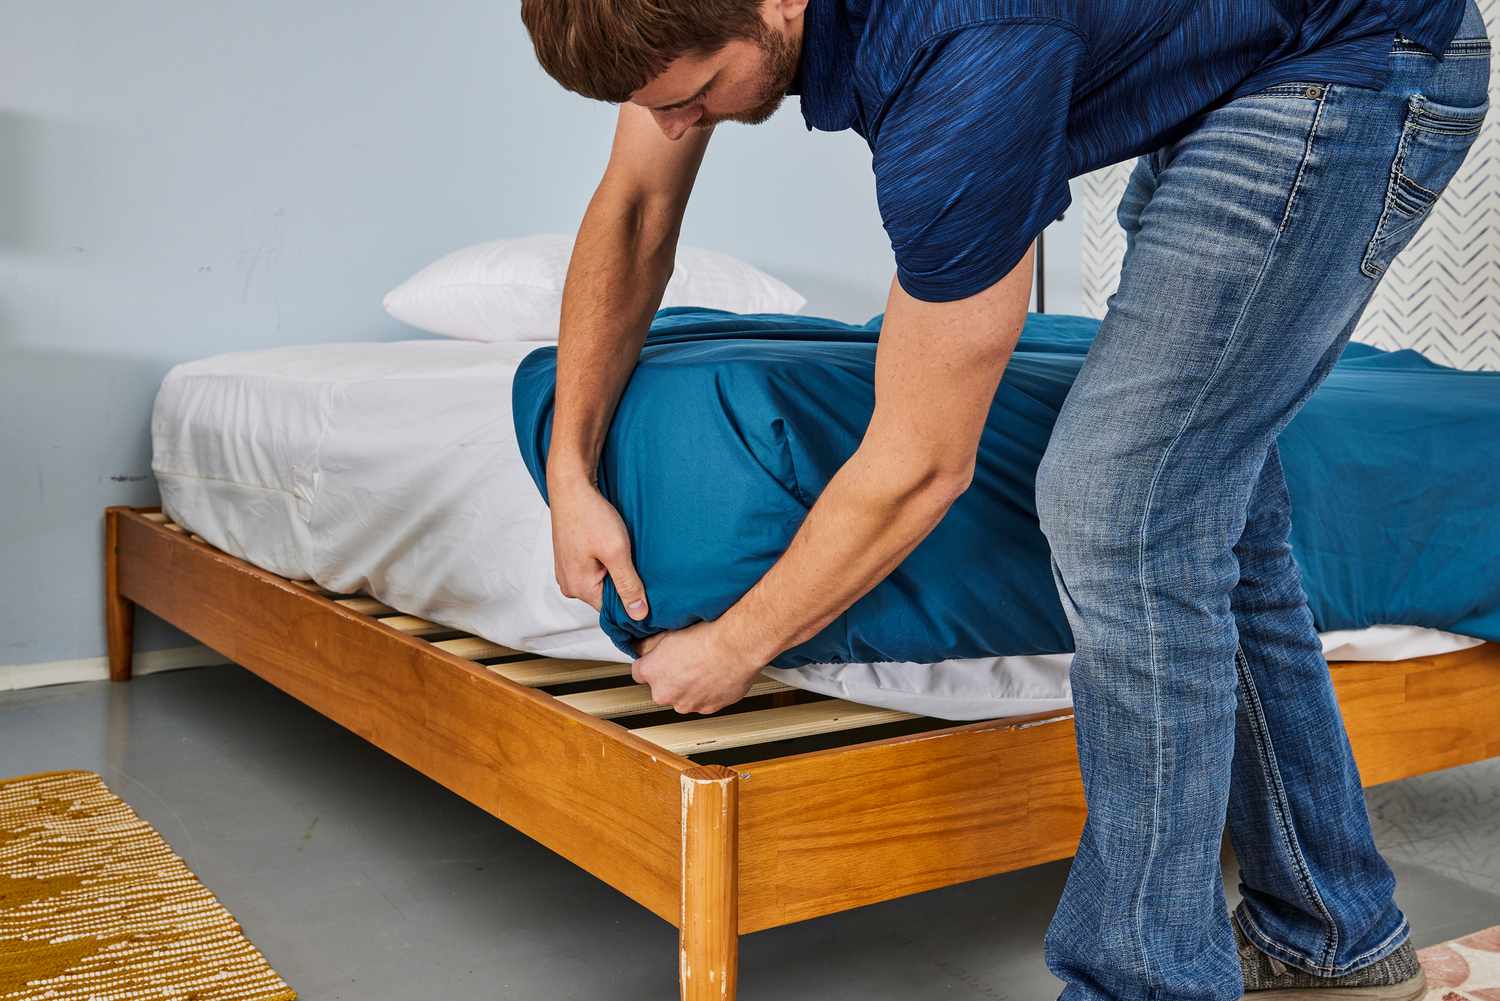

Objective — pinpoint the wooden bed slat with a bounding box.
[375,614,458,638]
[634,700,920,755]
[141,511,168,523]
[557,676,795,720]
[431,636,526,660]
[289,579,342,597]
[336,596,395,615]
[489,658,633,687]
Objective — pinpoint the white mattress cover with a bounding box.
[150,340,1489,720]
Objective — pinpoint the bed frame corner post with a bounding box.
[680,763,739,1001]
[104,506,135,682]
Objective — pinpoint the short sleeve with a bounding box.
[872,22,1084,303]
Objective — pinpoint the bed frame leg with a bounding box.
[680,764,739,1001]
[105,506,135,682]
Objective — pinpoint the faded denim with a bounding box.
[1033,3,1492,1000]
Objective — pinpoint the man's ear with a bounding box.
[766,0,810,27]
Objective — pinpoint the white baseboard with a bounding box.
[0,645,232,693]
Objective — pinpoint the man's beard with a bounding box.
[697,22,800,128]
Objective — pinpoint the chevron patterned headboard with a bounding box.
[1076,7,1500,371]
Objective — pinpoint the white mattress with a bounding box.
[150,340,1489,720]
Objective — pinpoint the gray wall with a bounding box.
[1,1,1084,676]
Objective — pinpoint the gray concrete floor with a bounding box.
[2,663,1497,1000]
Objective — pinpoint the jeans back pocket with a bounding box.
[1361,93,1489,278]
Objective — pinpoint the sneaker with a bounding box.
[1234,917,1428,1000]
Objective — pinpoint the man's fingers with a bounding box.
[603,552,650,620]
[557,561,606,612]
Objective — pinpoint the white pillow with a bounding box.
[383,233,807,342]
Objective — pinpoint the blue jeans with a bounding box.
[1033,5,1492,1000]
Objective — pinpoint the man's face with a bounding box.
[630,18,801,140]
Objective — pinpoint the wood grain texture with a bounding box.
[729,642,1500,933]
[335,596,395,615]
[112,509,694,924]
[732,710,1084,933]
[1331,641,1500,784]
[288,578,340,597]
[370,614,457,638]
[680,765,738,1001]
[489,658,632,688]
[559,677,794,720]
[635,700,920,755]
[104,507,135,683]
[431,636,522,660]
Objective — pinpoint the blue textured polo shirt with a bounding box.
[789,0,1470,302]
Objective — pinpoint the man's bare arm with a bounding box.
[712,252,1034,664]
[547,103,711,619]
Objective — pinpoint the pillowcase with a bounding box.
[383,233,807,342]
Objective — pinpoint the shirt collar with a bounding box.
[789,0,860,132]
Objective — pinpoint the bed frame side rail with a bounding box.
[105,505,694,926]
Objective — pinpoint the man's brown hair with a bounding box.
[520,0,770,102]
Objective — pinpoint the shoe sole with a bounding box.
[1245,967,1427,1001]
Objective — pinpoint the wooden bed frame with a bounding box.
[104,504,1500,1000]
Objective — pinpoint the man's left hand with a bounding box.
[631,619,764,715]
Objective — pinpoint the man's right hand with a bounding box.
[549,477,650,620]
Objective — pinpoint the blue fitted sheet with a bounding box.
[512,308,1500,667]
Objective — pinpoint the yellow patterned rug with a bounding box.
[0,770,294,1000]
